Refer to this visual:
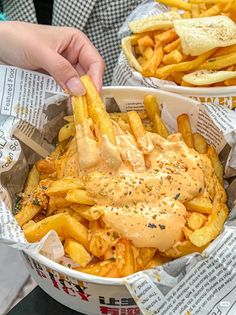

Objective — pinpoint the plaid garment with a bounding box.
[1,0,143,85]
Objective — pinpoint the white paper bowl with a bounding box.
[20,86,199,315]
[162,84,236,109]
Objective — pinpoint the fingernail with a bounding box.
[66,77,85,96]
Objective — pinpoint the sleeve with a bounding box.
[0,13,6,21]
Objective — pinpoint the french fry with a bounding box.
[215,179,227,204]
[130,33,155,45]
[212,44,236,57]
[223,1,235,13]
[198,51,236,71]
[24,165,40,195]
[182,11,192,19]
[109,111,147,122]
[163,240,207,258]
[115,239,135,277]
[189,204,228,247]
[185,195,213,214]
[189,0,230,3]
[207,145,224,186]
[155,28,178,44]
[63,115,74,122]
[64,238,91,267]
[24,213,89,248]
[71,95,88,125]
[199,3,226,17]
[191,4,201,17]
[193,133,208,154]
[72,96,102,171]
[127,111,146,140]
[58,122,76,142]
[156,0,192,11]
[134,45,141,56]
[183,226,193,240]
[143,47,154,60]
[142,41,164,75]
[154,115,169,138]
[171,72,185,85]
[104,266,122,278]
[47,196,72,216]
[155,49,216,79]
[71,204,104,221]
[134,247,157,271]
[103,248,114,260]
[144,254,171,269]
[89,221,117,257]
[49,141,67,160]
[212,82,226,87]
[80,75,104,110]
[137,35,154,47]
[143,122,153,132]
[54,207,75,216]
[36,159,55,174]
[15,203,41,227]
[144,95,169,138]
[177,114,194,148]
[230,9,236,23]
[162,49,183,65]
[187,212,207,230]
[163,38,181,53]
[137,44,146,57]
[46,177,84,196]
[181,81,195,87]
[80,75,117,145]
[66,189,95,206]
[76,260,117,277]
[233,96,236,109]
[224,77,236,86]
[22,220,35,230]
[71,211,88,226]
[225,65,235,71]
[199,3,207,12]
[117,118,132,133]
[144,94,161,118]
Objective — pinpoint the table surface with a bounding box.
[8,286,85,315]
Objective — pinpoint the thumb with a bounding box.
[37,49,85,96]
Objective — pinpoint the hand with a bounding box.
[0,21,105,95]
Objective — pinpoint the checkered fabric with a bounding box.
[1,0,143,85]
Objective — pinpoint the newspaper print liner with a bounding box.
[113,0,236,110]
[1,66,236,314]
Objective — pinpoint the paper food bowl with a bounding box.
[114,52,236,110]
[20,87,202,315]
[160,84,236,110]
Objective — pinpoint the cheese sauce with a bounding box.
[73,124,207,251]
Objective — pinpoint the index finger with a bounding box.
[75,33,105,91]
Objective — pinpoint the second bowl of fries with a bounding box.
[13,76,230,313]
[120,0,236,109]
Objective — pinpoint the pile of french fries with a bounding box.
[15,76,228,278]
[122,0,236,87]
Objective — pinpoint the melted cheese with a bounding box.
[81,132,206,251]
